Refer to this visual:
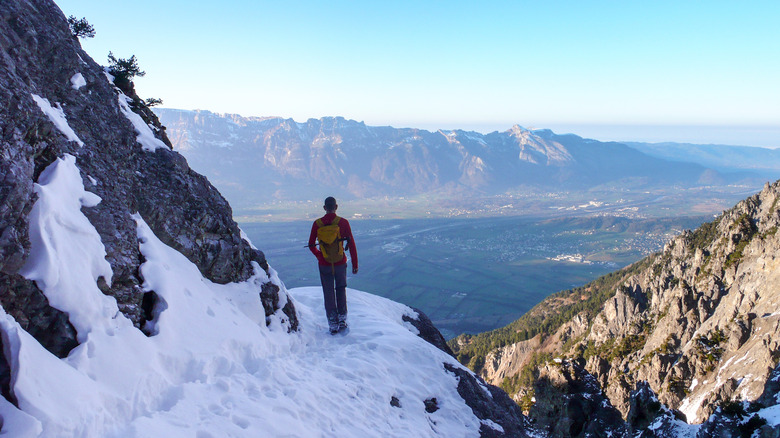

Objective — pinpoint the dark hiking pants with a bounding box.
[319,264,347,329]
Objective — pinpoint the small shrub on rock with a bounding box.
[67,16,95,38]
[144,97,163,107]
[107,52,145,85]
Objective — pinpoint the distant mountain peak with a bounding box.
[505,125,574,166]
[508,123,529,133]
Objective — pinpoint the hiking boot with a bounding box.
[337,321,348,332]
[327,315,339,335]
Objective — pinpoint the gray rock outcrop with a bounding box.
[406,307,531,437]
[403,306,455,356]
[528,360,627,438]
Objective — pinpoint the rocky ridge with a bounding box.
[455,180,780,433]
[580,180,780,423]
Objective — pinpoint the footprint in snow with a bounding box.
[271,405,299,419]
[231,415,250,429]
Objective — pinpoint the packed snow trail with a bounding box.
[0,155,484,437]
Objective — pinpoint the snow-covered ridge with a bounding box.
[0,157,489,437]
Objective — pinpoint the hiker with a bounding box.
[308,196,358,334]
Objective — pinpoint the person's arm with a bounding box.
[308,221,324,263]
[343,220,358,273]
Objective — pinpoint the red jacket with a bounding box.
[308,213,358,269]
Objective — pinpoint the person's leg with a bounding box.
[319,265,339,331]
[334,264,348,327]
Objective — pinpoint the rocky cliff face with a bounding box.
[0,0,297,359]
[583,180,780,423]
[470,180,780,429]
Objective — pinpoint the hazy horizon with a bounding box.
[55,0,779,150]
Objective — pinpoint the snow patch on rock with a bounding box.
[19,154,117,342]
[30,94,84,146]
[70,72,86,90]
[117,95,167,152]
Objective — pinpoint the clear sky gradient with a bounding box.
[54,0,779,147]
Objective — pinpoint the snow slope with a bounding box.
[0,157,486,437]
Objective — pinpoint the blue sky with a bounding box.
[55,1,779,147]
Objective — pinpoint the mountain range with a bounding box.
[625,141,780,175]
[155,109,748,209]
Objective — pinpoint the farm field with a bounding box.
[241,214,707,338]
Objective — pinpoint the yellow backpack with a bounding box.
[316,217,344,264]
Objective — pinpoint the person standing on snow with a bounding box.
[308,196,358,334]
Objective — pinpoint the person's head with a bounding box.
[324,196,338,212]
